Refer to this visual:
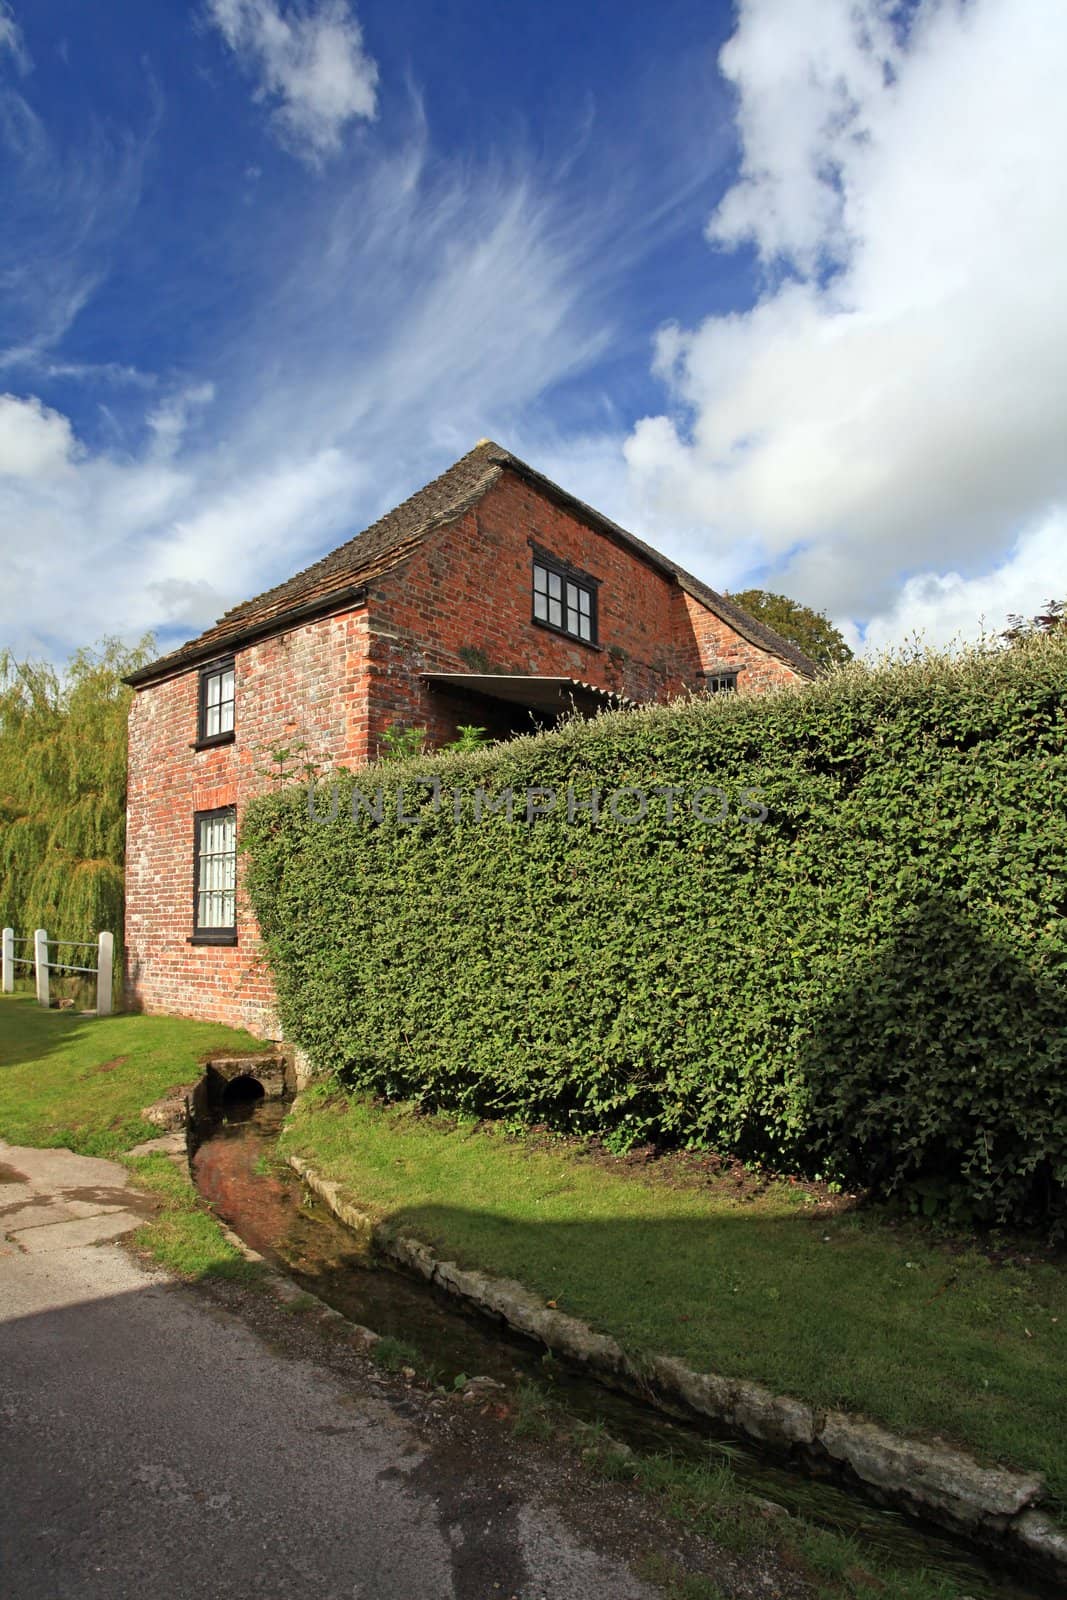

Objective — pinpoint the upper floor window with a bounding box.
[532,558,596,644]
[705,669,738,694]
[197,658,235,746]
[192,806,237,943]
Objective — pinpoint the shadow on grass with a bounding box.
[0,991,105,1068]
[375,1198,1067,1512]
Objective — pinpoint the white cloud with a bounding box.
[625,0,1067,646]
[0,118,618,661]
[0,3,29,73]
[144,448,362,621]
[206,0,379,162]
[862,508,1067,654]
[0,393,77,477]
[146,382,216,460]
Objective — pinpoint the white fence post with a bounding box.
[2,928,12,993]
[34,928,49,1008]
[96,931,114,1017]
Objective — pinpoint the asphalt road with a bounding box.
[0,1141,660,1600]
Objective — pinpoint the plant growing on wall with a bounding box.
[448,725,490,752]
[253,739,332,786]
[378,724,428,761]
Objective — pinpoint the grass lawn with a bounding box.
[0,992,264,1155]
[283,1090,1067,1509]
[0,994,266,1281]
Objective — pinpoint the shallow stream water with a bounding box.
[191,1100,1055,1600]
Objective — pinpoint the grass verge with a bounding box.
[0,993,264,1155]
[124,1152,263,1282]
[0,994,266,1281]
[281,1090,1067,1507]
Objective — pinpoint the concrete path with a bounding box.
[0,1142,662,1600]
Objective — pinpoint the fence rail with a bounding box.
[2,927,114,1015]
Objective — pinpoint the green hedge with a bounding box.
[243,635,1067,1230]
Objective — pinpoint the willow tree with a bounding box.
[0,635,154,943]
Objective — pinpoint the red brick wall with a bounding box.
[125,468,800,1034]
[676,591,801,693]
[124,609,372,1037]
[360,474,798,751]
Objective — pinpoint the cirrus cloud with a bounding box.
[0,3,28,73]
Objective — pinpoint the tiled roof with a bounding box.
[127,441,818,684]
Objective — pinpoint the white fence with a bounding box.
[1,928,114,1016]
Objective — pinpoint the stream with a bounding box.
[191,1098,1055,1600]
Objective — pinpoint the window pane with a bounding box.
[534,592,548,621]
[548,571,562,599]
[567,604,580,634]
[549,597,562,627]
[579,615,591,641]
[220,668,235,733]
[197,812,236,929]
[202,665,235,739]
[566,582,578,610]
[533,564,547,594]
[579,590,590,616]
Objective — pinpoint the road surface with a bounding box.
[0,1140,667,1600]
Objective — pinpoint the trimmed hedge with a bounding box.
[243,635,1067,1230]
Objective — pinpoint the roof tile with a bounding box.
[128,441,817,684]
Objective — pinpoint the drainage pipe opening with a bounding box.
[221,1075,266,1114]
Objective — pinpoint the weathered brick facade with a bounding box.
[124,443,812,1035]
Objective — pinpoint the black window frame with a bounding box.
[196,656,236,749]
[530,553,599,646]
[190,805,238,946]
[704,669,739,694]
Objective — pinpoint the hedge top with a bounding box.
[243,632,1067,1231]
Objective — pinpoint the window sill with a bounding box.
[530,618,602,651]
[188,932,238,947]
[191,731,236,752]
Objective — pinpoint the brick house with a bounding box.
[124,440,816,1035]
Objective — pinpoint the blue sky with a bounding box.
[1,0,1065,665]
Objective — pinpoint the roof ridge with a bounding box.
[128,437,818,685]
[217,439,504,626]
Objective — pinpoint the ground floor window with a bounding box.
[192,806,237,943]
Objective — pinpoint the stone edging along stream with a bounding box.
[287,1152,1067,1583]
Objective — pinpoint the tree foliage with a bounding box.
[244,631,1067,1233]
[731,588,852,669]
[0,635,154,943]
[1002,598,1066,645]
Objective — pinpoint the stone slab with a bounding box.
[10,1211,147,1252]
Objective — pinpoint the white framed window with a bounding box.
[198,659,235,744]
[193,807,237,942]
